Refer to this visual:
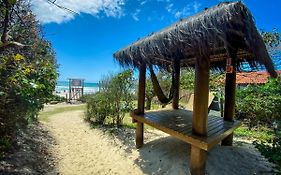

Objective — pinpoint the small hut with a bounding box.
[113,2,277,175]
[67,78,84,102]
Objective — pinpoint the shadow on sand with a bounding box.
[132,136,275,175]
[0,122,58,175]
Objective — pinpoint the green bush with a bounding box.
[235,78,281,128]
[85,92,110,124]
[253,132,281,174]
[0,1,58,155]
[78,94,94,103]
[85,70,134,127]
[47,94,66,103]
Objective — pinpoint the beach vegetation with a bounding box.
[235,78,281,128]
[85,70,134,127]
[39,104,86,122]
[0,0,58,157]
[254,132,281,174]
[235,29,281,172]
[145,70,173,110]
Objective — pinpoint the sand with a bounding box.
[0,104,276,175]
[45,107,275,175]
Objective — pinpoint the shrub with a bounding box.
[85,70,134,127]
[78,94,94,103]
[85,92,110,124]
[253,132,281,174]
[47,94,66,103]
[0,1,58,155]
[235,78,281,128]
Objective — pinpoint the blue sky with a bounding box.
[31,0,281,82]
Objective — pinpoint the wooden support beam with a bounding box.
[223,71,236,122]
[190,146,207,175]
[222,54,237,146]
[192,59,210,136]
[137,63,146,114]
[172,59,180,109]
[136,62,146,148]
[191,58,209,175]
[136,122,144,148]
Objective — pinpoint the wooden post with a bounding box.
[223,71,236,122]
[137,63,146,114]
[222,52,237,146]
[172,59,180,109]
[220,93,224,118]
[192,60,210,136]
[136,62,146,149]
[68,79,71,103]
[190,146,207,175]
[136,122,144,149]
[191,58,209,175]
[82,80,84,97]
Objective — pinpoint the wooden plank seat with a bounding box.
[131,109,241,151]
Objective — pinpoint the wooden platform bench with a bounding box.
[113,2,277,174]
[131,109,241,151]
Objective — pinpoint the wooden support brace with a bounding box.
[190,145,207,175]
[221,133,233,146]
[222,52,237,146]
[190,58,210,175]
[135,62,146,148]
[137,63,146,114]
[192,59,210,136]
[136,121,144,149]
[172,59,181,109]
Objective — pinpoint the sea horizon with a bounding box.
[55,81,99,95]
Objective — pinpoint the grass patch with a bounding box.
[88,112,155,130]
[122,113,155,130]
[234,125,274,141]
[39,104,86,122]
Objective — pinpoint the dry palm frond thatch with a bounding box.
[113,2,277,77]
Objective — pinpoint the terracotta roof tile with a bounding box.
[236,70,281,84]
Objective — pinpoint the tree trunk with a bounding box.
[146,97,152,110]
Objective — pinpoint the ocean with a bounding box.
[55,81,99,95]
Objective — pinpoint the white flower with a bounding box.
[30,82,38,88]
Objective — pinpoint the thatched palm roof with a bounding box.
[113,2,277,77]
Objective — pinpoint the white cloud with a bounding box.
[157,0,170,2]
[165,3,174,13]
[172,1,202,19]
[30,0,125,24]
[140,0,147,5]
[132,9,141,21]
[193,1,201,13]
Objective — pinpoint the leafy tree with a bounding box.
[233,28,281,175]
[85,70,134,127]
[108,70,134,126]
[235,78,281,128]
[0,0,58,156]
[180,69,195,91]
[145,79,154,110]
[262,29,280,51]
[261,28,281,69]
[145,69,173,109]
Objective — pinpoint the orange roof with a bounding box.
[236,70,281,84]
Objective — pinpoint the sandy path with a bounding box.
[42,106,276,175]
[45,110,143,175]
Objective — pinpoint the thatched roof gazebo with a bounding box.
[113,2,277,175]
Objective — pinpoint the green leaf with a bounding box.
[7,0,17,5]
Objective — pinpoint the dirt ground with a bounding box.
[0,104,277,175]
